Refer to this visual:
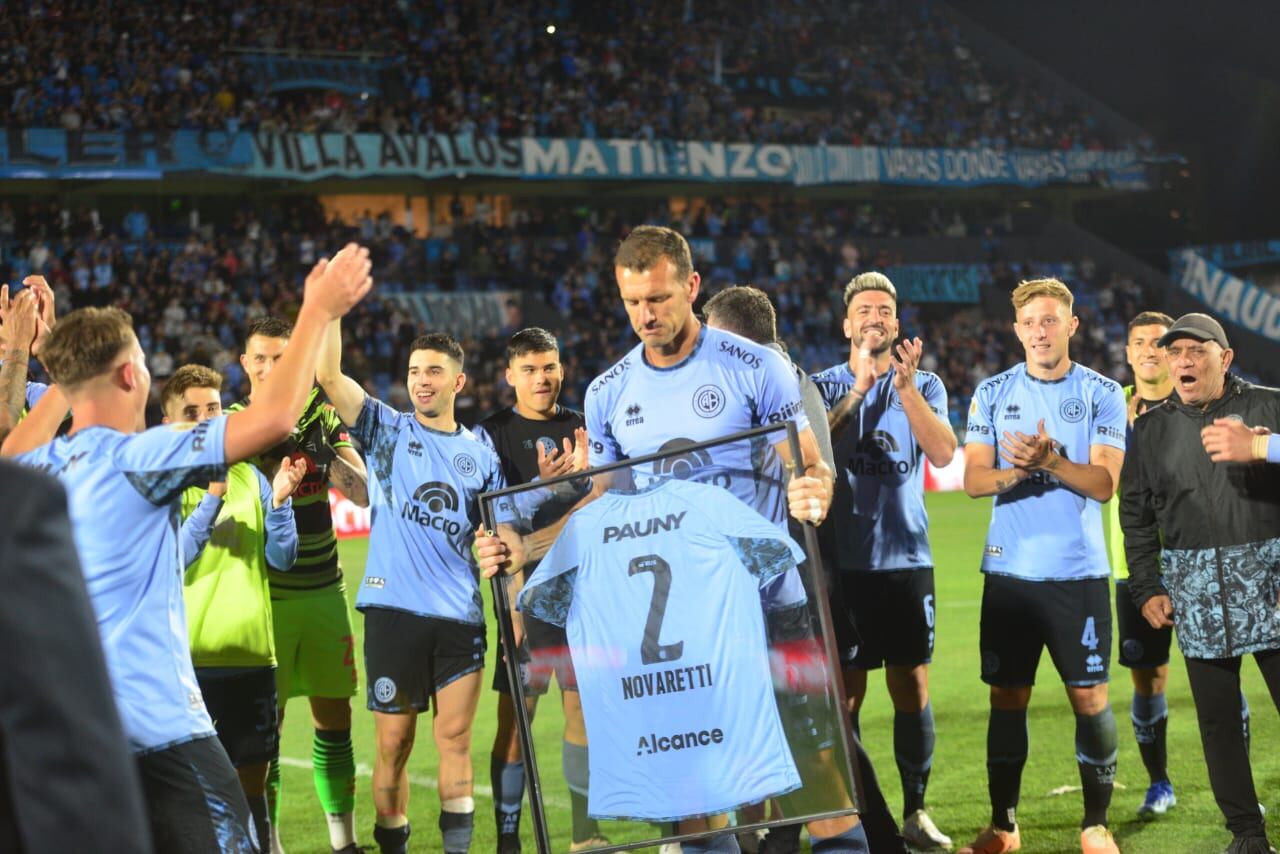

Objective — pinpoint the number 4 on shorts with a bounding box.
[1081,616,1099,651]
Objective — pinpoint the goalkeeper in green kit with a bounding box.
[228,317,371,854]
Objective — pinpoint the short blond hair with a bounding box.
[161,364,223,413]
[843,272,897,307]
[40,307,136,388]
[1011,278,1074,312]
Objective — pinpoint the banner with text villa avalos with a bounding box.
[0,129,1153,189]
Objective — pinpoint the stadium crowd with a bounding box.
[0,0,1150,150]
[0,196,1149,428]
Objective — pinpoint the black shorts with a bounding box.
[836,568,936,669]
[362,607,486,713]
[979,573,1112,687]
[195,666,279,767]
[493,615,578,696]
[1115,579,1173,669]
[136,735,256,854]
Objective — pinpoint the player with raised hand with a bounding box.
[2,243,372,853]
[315,318,524,854]
[960,278,1126,854]
[162,364,304,849]
[471,328,598,854]
[0,276,59,445]
[810,272,956,852]
[227,315,370,854]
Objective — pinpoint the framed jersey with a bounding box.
[480,422,862,854]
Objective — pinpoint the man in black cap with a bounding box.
[1120,312,1280,854]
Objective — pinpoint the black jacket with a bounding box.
[1120,375,1280,659]
[0,461,152,853]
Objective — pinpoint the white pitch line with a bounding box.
[280,756,569,807]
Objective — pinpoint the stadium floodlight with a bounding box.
[481,421,863,854]
[546,24,556,34]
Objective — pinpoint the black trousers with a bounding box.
[1185,649,1280,839]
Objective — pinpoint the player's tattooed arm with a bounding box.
[0,286,37,445]
[0,382,67,456]
[963,441,1030,497]
[329,445,369,506]
[826,387,864,440]
[1000,419,1121,501]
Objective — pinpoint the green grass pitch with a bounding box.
[275,491,1277,853]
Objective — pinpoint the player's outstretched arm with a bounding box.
[225,245,372,464]
[506,469,612,565]
[963,442,1030,497]
[1201,417,1275,463]
[1,382,68,456]
[314,317,367,427]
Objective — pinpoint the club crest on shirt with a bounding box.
[692,384,725,418]
[453,453,477,477]
[1060,397,1086,423]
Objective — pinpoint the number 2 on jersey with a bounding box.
[629,554,684,665]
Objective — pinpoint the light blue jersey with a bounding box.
[811,363,949,572]
[25,380,49,410]
[965,363,1126,580]
[17,418,228,753]
[520,478,803,822]
[350,396,513,624]
[585,326,809,527]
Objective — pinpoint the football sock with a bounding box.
[266,755,282,829]
[491,754,526,839]
[987,708,1028,832]
[313,728,356,817]
[563,740,600,842]
[373,815,409,854]
[325,812,356,851]
[1075,708,1118,829]
[895,701,935,816]
[810,822,871,853]
[849,707,862,740]
[1131,692,1169,784]
[1241,691,1251,755]
[440,797,475,854]
[246,791,270,853]
[682,834,742,853]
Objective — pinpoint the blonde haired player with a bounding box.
[960,279,1126,854]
